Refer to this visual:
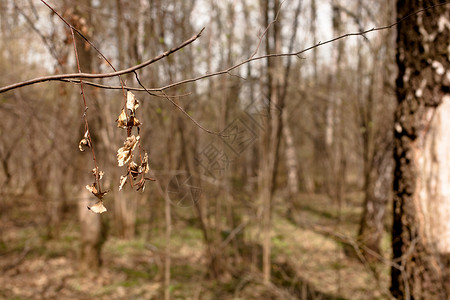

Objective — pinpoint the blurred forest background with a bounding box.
[0,0,449,299]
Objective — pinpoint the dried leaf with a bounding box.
[126,91,139,114]
[119,175,128,191]
[117,150,130,167]
[78,138,89,151]
[117,93,141,130]
[129,161,139,179]
[95,190,109,199]
[136,177,156,192]
[86,182,109,199]
[86,183,98,194]
[139,152,149,174]
[117,135,139,167]
[78,130,91,152]
[91,168,104,180]
[87,200,107,214]
[116,109,127,128]
[136,180,146,192]
[131,116,141,127]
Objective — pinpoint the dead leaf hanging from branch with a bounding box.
[78,130,91,152]
[86,168,109,213]
[116,91,156,192]
[117,135,139,167]
[87,200,107,214]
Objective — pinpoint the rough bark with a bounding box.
[391,1,450,298]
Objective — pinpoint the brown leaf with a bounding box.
[86,182,109,199]
[126,91,139,115]
[87,200,107,214]
[86,183,98,194]
[119,175,128,191]
[116,109,127,128]
[91,168,104,180]
[117,135,139,167]
[95,191,109,199]
[131,116,141,127]
[136,179,146,192]
[135,177,156,192]
[129,161,139,179]
[139,152,149,174]
[78,130,91,152]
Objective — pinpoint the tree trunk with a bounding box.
[282,110,299,202]
[281,0,303,204]
[114,190,137,239]
[327,0,346,202]
[391,1,450,298]
[67,0,107,271]
[113,0,152,238]
[309,0,328,193]
[358,149,391,258]
[164,184,171,300]
[259,0,284,283]
[357,0,396,260]
[78,188,107,271]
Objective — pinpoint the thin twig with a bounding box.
[220,221,248,248]
[133,72,223,136]
[250,0,285,58]
[43,0,106,190]
[60,79,191,99]
[69,25,102,190]
[40,0,125,89]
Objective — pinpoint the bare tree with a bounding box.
[258,0,284,283]
[355,0,396,259]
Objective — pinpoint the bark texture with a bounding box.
[391,1,450,298]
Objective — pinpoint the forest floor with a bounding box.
[0,192,392,299]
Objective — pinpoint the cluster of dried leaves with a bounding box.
[86,168,108,213]
[79,131,109,213]
[78,91,154,214]
[116,92,155,191]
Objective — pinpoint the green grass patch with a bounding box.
[106,238,147,256]
[121,267,151,280]
[120,280,140,288]
[170,225,203,249]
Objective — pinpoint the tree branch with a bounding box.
[0,27,205,93]
[1,2,449,95]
